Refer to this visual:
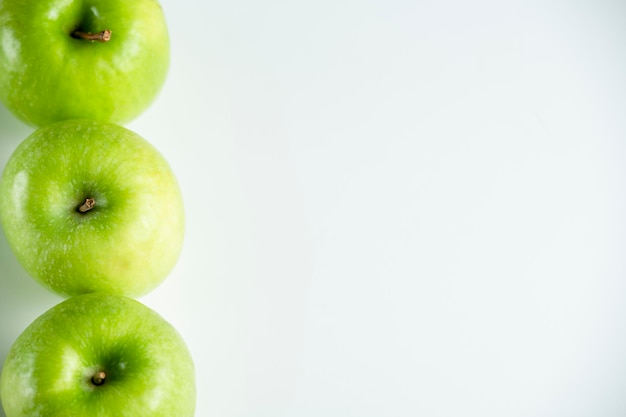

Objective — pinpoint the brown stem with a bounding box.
[72,29,112,42]
[78,198,96,213]
[91,371,106,386]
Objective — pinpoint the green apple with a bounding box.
[0,0,169,126]
[0,292,195,417]
[0,119,184,298]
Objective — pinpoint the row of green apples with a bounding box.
[0,1,195,416]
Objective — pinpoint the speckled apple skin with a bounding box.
[0,0,169,126]
[0,293,195,417]
[0,119,185,297]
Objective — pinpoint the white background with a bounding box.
[1,0,626,416]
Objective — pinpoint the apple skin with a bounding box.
[0,119,184,298]
[0,0,169,127]
[0,293,195,417]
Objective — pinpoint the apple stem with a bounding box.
[91,371,107,386]
[72,29,112,42]
[78,198,96,213]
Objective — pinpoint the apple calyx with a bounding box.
[71,29,112,42]
[78,198,96,213]
[91,370,107,386]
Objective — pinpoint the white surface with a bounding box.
[2,0,626,416]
